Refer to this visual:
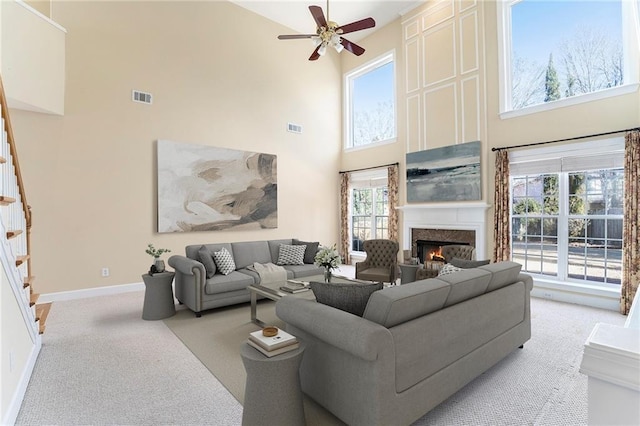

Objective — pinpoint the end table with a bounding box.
[240,341,306,426]
[142,271,176,320]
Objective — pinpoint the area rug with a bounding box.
[163,300,344,426]
[164,297,626,426]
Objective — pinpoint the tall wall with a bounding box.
[341,0,640,256]
[10,1,342,294]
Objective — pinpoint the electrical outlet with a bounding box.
[101,268,110,277]
[543,292,553,299]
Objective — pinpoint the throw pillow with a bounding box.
[450,258,491,269]
[292,239,320,264]
[212,247,236,275]
[277,244,306,266]
[197,245,217,278]
[310,281,383,316]
[438,263,462,276]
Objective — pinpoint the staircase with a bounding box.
[0,74,49,336]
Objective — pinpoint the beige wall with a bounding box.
[10,1,342,294]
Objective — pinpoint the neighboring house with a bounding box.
[1,0,639,423]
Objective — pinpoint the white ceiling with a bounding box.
[230,1,424,41]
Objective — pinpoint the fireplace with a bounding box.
[399,201,490,261]
[416,239,470,263]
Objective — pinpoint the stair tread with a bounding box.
[23,275,35,288]
[6,229,23,239]
[30,292,39,306]
[36,302,52,334]
[0,196,16,205]
[15,254,30,266]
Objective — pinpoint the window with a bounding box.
[497,0,639,114]
[510,139,624,288]
[350,170,389,252]
[344,51,396,149]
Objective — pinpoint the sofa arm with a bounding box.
[168,255,204,276]
[276,297,393,361]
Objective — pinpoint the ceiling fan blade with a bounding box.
[309,5,327,29]
[278,34,316,40]
[336,17,376,35]
[309,44,321,61]
[340,38,365,56]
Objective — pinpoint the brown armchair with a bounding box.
[355,239,399,284]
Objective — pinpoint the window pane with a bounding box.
[350,60,395,147]
[510,1,623,110]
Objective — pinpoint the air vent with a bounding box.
[287,123,302,134]
[132,90,153,104]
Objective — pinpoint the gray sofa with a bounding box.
[276,261,532,426]
[168,238,323,317]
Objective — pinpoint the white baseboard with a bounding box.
[3,336,41,426]
[39,282,145,303]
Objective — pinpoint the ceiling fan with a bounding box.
[277,1,376,61]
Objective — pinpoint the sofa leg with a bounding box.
[519,345,524,349]
[195,312,202,318]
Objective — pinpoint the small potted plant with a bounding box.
[314,244,342,282]
[146,244,171,274]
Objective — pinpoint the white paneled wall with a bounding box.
[402,0,485,153]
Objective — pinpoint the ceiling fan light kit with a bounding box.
[277,1,375,61]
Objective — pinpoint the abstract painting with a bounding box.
[157,140,277,232]
[406,141,481,202]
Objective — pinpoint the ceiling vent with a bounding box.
[287,123,302,134]
[132,90,153,104]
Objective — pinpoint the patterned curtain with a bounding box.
[387,164,399,242]
[340,172,351,265]
[493,150,511,262]
[621,129,640,315]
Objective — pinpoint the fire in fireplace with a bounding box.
[416,240,470,263]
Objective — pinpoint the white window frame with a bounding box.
[349,169,389,255]
[343,50,397,151]
[496,0,640,119]
[509,137,624,297]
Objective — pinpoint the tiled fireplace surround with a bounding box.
[400,202,491,261]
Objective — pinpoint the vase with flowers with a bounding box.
[314,244,342,282]
[146,244,171,275]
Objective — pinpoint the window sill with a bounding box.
[500,83,639,120]
[343,137,397,153]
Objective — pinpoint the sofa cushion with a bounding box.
[438,268,492,307]
[363,279,451,327]
[268,239,293,263]
[450,258,491,269]
[282,265,321,278]
[277,244,306,265]
[292,239,320,264]
[231,241,272,269]
[212,247,236,275]
[479,261,523,292]
[204,271,256,295]
[197,245,217,278]
[437,264,462,276]
[310,281,383,316]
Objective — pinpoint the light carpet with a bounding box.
[164,296,626,426]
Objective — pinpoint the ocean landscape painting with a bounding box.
[406,141,481,202]
[157,140,277,232]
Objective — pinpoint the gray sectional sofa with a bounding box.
[276,261,532,426]
[168,238,323,317]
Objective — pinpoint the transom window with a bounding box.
[497,0,639,114]
[344,51,396,150]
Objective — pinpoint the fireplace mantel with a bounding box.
[399,202,491,260]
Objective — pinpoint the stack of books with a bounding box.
[279,280,310,294]
[247,328,299,357]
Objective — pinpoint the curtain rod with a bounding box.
[339,162,399,174]
[491,127,640,152]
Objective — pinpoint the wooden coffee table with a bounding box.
[248,274,366,326]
